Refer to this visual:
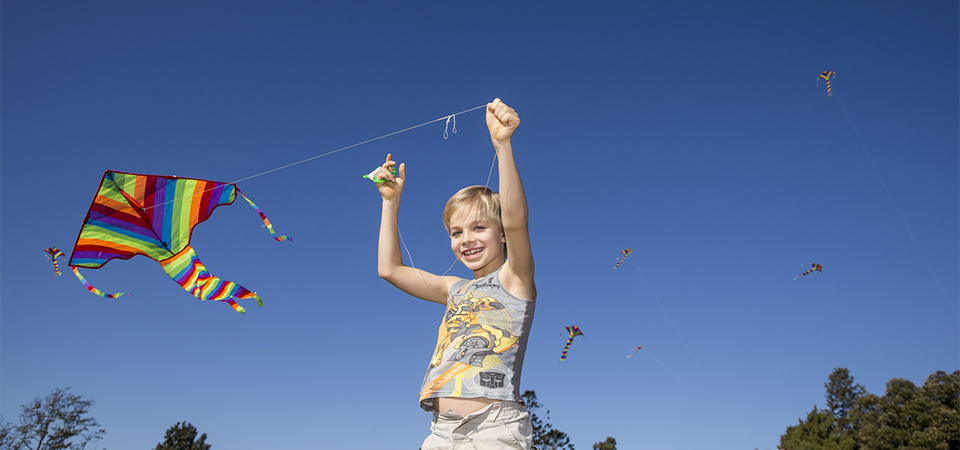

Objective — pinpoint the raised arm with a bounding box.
[375,154,457,304]
[487,99,536,300]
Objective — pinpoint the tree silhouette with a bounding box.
[0,388,105,450]
[154,422,211,450]
[592,437,617,450]
[522,390,574,450]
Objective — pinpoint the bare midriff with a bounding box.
[435,396,499,416]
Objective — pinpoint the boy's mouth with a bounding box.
[462,247,483,259]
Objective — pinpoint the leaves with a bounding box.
[522,390,575,450]
[0,388,105,450]
[782,369,960,450]
[592,437,617,450]
[154,422,211,450]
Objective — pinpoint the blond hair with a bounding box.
[442,186,502,234]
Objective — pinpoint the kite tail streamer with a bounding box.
[71,267,128,298]
[160,245,263,314]
[239,191,291,242]
[45,247,65,276]
[560,337,574,361]
[559,326,584,361]
[615,249,633,269]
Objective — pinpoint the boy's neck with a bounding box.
[472,259,505,280]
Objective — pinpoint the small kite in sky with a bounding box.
[615,248,634,269]
[818,71,835,97]
[66,170,288,313]
[560,326,584,361]
[44,247,65,276]
[794,263,823,279]
[627,345,642,359]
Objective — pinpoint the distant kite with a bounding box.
[795,263,823,279]
[615,248,634,269]
[627,345,642,359]
[560,326,584,361]
[818,71,835,97]
[44,247,65,276]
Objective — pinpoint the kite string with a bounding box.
[630,257,756,441]
[140,104,487,213]
[414,111,502,280]
[231,104,486,185]
[835,95,957,316]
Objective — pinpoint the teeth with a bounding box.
[463,248,482,256]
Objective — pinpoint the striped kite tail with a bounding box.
[560,338,574,361]
[71,267,128,298]
[239,191,292,242]
[160,245,263,314]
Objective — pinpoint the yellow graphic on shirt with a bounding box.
[420,352,506,402]
[429,291,519,369]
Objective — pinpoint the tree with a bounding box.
[0,388,105,450]
[849,370,959,450]
[522,390,574,450]
[780,368,862,450]
[153,422,211,450]
[779,406,851,450]
[824,367,865,433]
[592,437,617,450]
[781,368,960,450]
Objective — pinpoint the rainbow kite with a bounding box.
[794,263,823,280]
[66,170,288,313]
[615,248,634,269]
[627,345,642,359]
[818,71,835,97]
[44,247,66,276]
[560,326,584,361]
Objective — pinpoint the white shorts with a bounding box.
[421,401,534,450]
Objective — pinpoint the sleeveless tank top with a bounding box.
[418,268,536,411]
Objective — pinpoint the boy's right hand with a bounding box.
[375,153,405,201]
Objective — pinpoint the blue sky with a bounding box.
[2,2,957,449]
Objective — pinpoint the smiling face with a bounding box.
[447,206,506,278]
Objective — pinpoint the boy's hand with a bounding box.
[486,98,520,144]
[375,153,405,201]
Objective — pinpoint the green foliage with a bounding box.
[849,370,959,450]
[522,390,575,450]
[154,422,211,450]
[592,437,617,450]
[825,367,865,433]
[0,388,105,450]
[780,406,853,450]
[781,368,960,450]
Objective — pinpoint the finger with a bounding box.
[488,98,505,116]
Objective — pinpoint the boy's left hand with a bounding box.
[374,153,405,201]
[486,98,520,144]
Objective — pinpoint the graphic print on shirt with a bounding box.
[429,290,520,370]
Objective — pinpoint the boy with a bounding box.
[373,98,536,449]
